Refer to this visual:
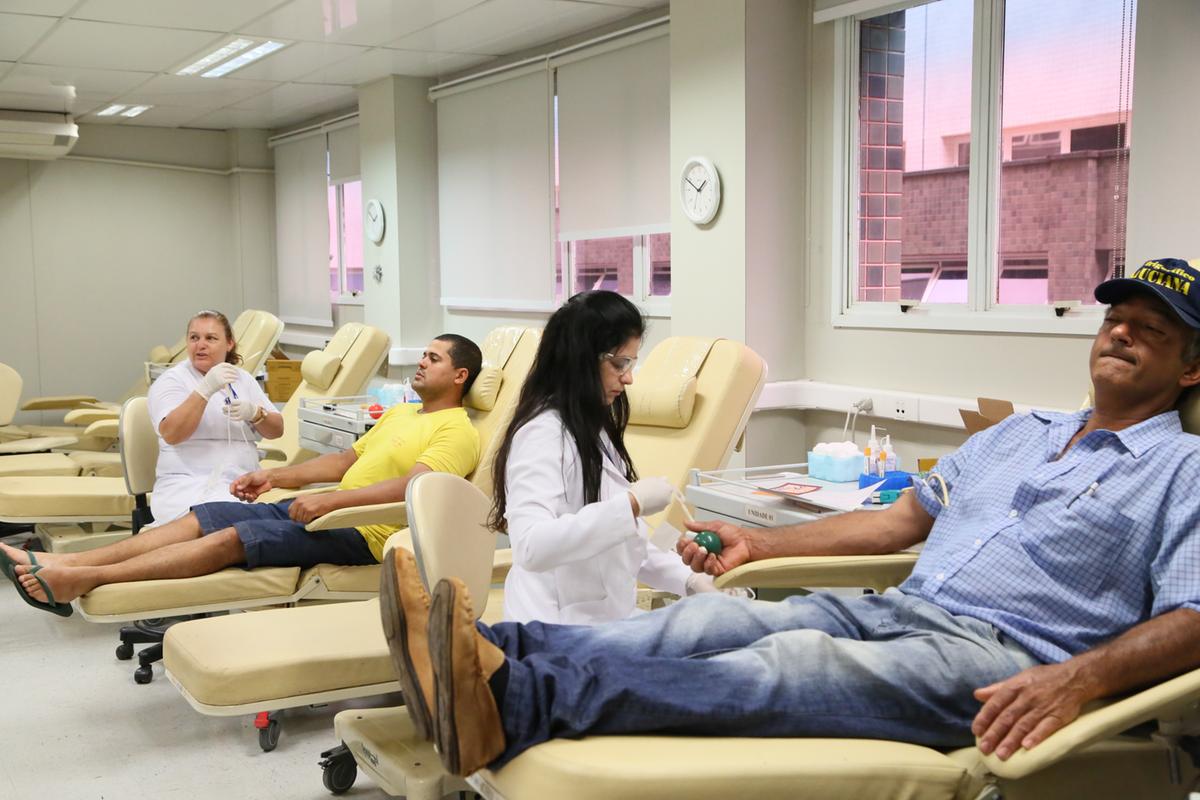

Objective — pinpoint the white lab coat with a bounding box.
[501,409,691,624]
[145,361,272,526]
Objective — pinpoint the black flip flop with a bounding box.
[10,563,73,618]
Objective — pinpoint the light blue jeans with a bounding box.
[480,588,1041,768]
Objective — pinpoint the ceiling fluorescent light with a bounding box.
[201,40,287,78]
[120,105,152,118]
[177,38,255,76]
[96,104,127,116]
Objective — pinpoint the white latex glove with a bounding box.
[196,362,239,399]
[685,572,755,599]
[224,398,259,423]
[628,476,675,518]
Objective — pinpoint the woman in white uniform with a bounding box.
[489,291,713,625]
[145,310,284,525]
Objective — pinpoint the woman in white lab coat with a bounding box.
[489,291,711,624]
[145,310,284,525]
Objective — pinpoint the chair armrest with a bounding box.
[257,484,338,504]
[306,501,409,531]
[81,400,120,412]
[982,666,1200,780]
[83,419,119,439]
[258,446,289,462]
[492,548,513,584]
[0,435,78,455]
[20,394,99,411]
[713,553,919,594]
[65,408,118,426]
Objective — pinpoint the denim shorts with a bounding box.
[192,499,377,569]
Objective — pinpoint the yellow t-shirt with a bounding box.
[341,404,480,561]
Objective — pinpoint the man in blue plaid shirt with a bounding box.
[383,258,1200,778]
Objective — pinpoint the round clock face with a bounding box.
[365,199,385,244]
[680,157,720,225]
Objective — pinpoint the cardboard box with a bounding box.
[960,397,1015,435]
[265,358,303,402]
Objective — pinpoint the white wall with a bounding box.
[0,124,275,422]
[1124,0,1200,265]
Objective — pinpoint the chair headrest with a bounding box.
[1181,389,1200,435]
[627,337,717,429]
[301,350,341,390]
[0,362,21,427]
[147,345,172,364]
[465,366,504,411]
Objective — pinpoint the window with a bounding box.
[840,0,1137,331]
[328,180,363,300]
[556,232,668,309]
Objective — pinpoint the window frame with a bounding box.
[829,0,1114,336]
[558,224,671,318]
[328,177,364,307]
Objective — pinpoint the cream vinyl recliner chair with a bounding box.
[0,310,284,476]
[336,386,1200,800]
[162,336,767,756]
[161,327,540,750]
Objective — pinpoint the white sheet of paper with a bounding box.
[756,479,884,512]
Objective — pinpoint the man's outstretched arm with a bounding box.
[973,607,1200,760]
[677,490,935,575]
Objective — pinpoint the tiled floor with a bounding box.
[0,561,399,800]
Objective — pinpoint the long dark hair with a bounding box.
[488,291,645,532]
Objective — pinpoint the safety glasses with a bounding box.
[600,353,638,376]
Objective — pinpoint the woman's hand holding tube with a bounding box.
[196,362,238,399]
[224,398,259,422]
[628,476,675,518]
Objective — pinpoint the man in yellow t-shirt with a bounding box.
[4,335,482,611]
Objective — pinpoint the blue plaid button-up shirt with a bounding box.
[905,408,1200,664]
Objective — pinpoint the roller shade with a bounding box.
[555,32,669,237]
[436,67,554,310]
[273,133,332,326]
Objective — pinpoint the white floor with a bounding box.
[0,560,399,800]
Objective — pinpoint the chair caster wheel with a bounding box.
[259,719,281,752]
[320,743,357,795]
[134,665,153,684]
[116,642,134,660]
[321,755,357,794]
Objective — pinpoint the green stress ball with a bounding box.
[693,530,723,556]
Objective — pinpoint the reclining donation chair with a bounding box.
[161,327,539,749]
[0,310,284,475]
[162,336,766,759]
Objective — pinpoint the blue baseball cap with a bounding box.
[1094,258,1200,330]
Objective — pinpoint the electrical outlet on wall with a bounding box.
[889,397,918,421]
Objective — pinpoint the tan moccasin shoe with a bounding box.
[429,577,506,776]
[379,547,435,740]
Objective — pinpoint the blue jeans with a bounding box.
[481,588,1041,768]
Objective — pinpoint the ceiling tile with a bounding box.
[184,107,280,130]
[230,81,355,117]
[24,19,221,72]
[0,62,153,95]
[69,92,116,115]
[386,0,634,56]
[108,104,210,127]
[299,46,487,84]
[72,0,287,33]
[240,0,487,48]
[116,73,282,109]
[223,41,368,82]
[0,1,74,14]
[0,13,56,61]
